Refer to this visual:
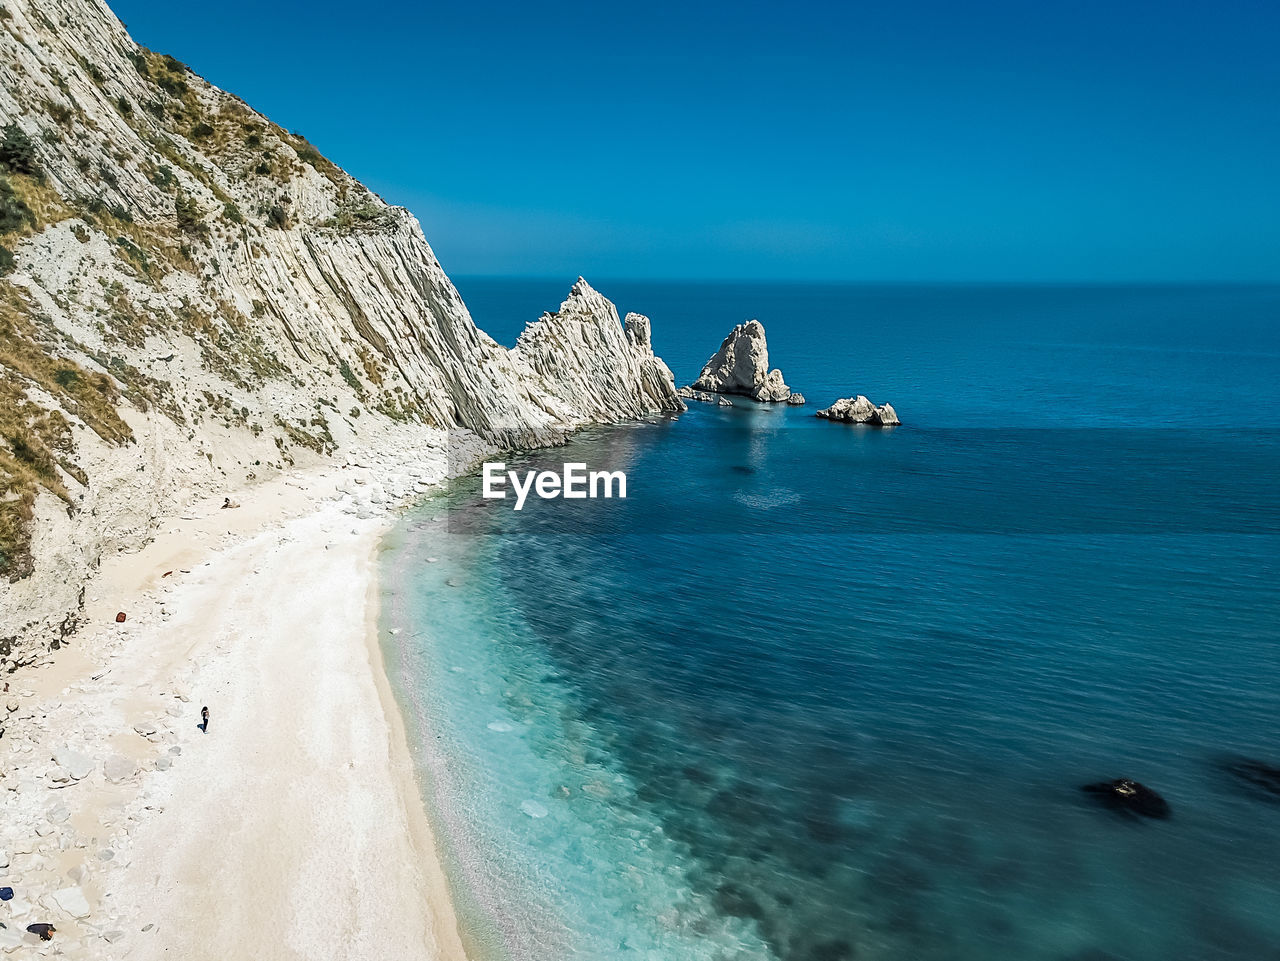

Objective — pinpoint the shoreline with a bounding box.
[363,540,472,961]
[0,457,470,959]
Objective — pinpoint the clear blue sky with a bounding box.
[111,0,1279,282]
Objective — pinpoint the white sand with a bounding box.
[0,468,469,959]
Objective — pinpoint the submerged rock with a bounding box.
[815,396,900,427]
[1217,756,1280,802]
[677,386,733,407]
[520,799,549,819]
[690,320,793,402]
[1081,779,1171,819]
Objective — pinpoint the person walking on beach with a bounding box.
[200,705,209,732]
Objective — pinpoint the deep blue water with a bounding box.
[381,282,1280,961]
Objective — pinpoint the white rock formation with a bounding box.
[0,0,684,664]
[690,320,792,402]
[511,282,685,428]
[815,396,900,426]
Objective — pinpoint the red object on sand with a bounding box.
[115,612,127,623]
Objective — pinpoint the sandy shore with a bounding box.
[0,464,469,959]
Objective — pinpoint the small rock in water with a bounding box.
[520,800,549,819]
[1081,778,1171,819]
[815,395,900,427]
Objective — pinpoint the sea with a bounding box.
[379,281,1280,961]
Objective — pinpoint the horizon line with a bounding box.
[450,275,1280,288]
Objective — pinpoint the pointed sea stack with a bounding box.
[512,278,686,422]
[689,320,795,402]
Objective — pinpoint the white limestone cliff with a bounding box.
[689,319,793,402]
[0,0,683,664]
[511,281,684,427]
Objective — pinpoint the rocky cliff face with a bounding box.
[0,0,682,667]
[512,279,684,426]
[690,319,794,402]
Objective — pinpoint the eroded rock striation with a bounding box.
[512,281,685,428]
[815,396,900,426]
[0,0,682,663]
[690,320,793,402]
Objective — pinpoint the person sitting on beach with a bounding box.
[221,497,241,510]
[200,705,209,732]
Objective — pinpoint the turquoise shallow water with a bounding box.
[381,283,1280,961]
